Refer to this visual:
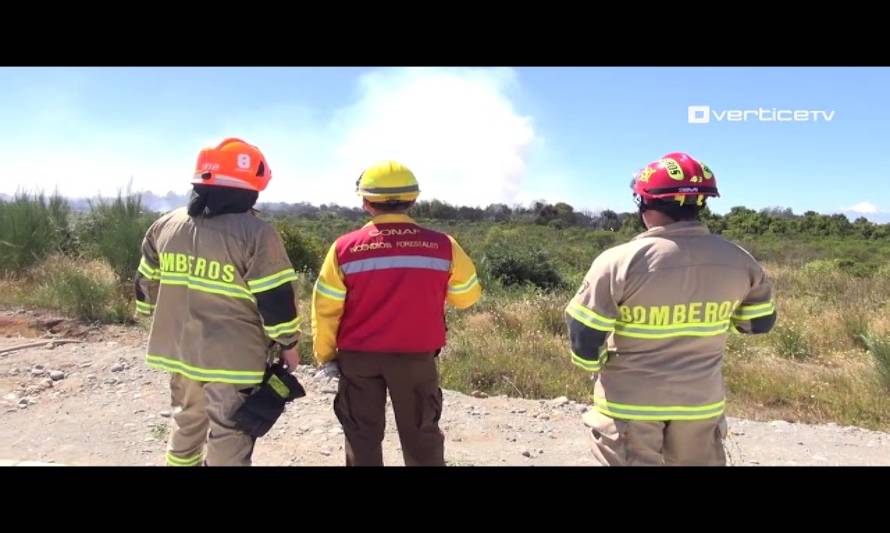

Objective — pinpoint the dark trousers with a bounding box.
[333,350,445,466]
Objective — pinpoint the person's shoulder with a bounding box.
[224,210,276,234]
[706,233,763,267]
[594,238,647,268]
[151,206,188,229]
[328,223,374,252]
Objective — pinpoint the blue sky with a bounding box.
[1,67,888,220]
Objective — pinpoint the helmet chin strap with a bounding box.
[637,206,648,229]
[634,194,649,229]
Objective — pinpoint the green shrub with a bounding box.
[273,220,326,277]
[771,322,812,361]
[481,227,564,290]
[0,191,71,274]
[32,256,130,323]
[801,258,877,279]
[863,333,890,389]
[483,249,564,290]
[76,189,155,283]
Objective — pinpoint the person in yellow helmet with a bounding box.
[311,161,481,466]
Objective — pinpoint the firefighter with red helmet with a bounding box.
[566,152,777,465]
[135,138,302,466]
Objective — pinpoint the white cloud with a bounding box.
[839,202,890,224]
[325,68,536,206]
[845,201,880,214]
[192,68,536,206]
[0,68,538,207]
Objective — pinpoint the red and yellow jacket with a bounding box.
[311,214,481,363]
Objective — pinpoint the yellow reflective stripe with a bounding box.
[314,280,346,301]
[159,273,255,302]
[614,330,729,339]
[732,310,775,321]
[138,264,155,279]
[615,319,729,331]
[138,261,160,280]
[595,406,725,421]
[733,301,776,320]
[567,302,616,325]
[572,356,601,371]
[139,257,158,275]
[613,320,729,339]
[736,301,774,312]
[145,354,264,384]
[135,301,155,315]
[596,399,726,411]
[571,348,607,372]
[166,451,203,466]
[566,302,615,332]
[448,274,479,294]
[139,257,156,272]
[167,451,203,463]
[594,398,725,421]
[246,268,299,294]
[266,326,302,338]
[264,317,303,337]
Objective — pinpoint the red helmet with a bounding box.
[630,152,718,206]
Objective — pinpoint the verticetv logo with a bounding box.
[688,105,836,124]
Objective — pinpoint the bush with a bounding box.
[863,333,890,389]
[0,191,71,274]
[771,322,812,361]
[843,311,871,350]
[273,220,326,277]
[31,256,130,323]
[76,189,155,283]
[799,259,836,276]
[483,249,564,291]
[480,227,565,291]
[801,258,876,278]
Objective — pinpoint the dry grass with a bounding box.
[5,252,890,431]
[440,291,593,400]
[2,256,131,323]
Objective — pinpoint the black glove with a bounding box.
[233,362,306,438]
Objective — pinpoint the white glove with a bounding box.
[314,361,341,381]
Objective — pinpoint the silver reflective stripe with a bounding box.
[340,255,451,275]
[193,173,255,190]
[449,274,479,293]
[315,281,346,300]
[359,185,420,194]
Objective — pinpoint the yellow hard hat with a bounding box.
[356,160,420,202]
